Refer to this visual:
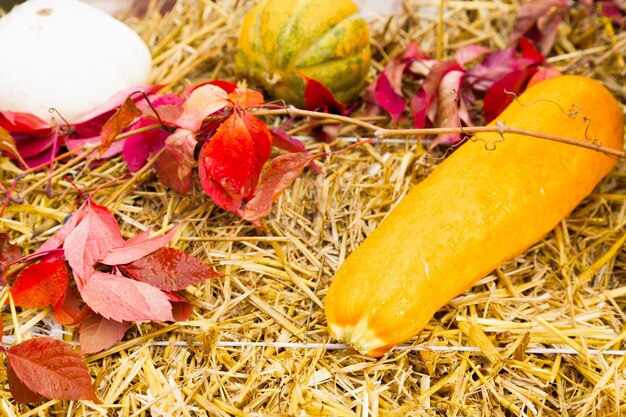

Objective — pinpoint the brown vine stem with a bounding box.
[15,124,164,200]
[253,106,626,160]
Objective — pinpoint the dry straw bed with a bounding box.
[1,0,626,415]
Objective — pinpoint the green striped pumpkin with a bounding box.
[235,0,371,107]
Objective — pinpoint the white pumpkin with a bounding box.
[0,0,152,124]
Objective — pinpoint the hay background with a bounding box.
[1,0,626,415]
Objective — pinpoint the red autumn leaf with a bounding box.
[171,300,193,321]
[99,96,143,155]
[54,286,88,326]
[0,233,21,281]
[483,66,538,123]
[165,292,194,321]
[79,313,128,354]
[374,72,406,123]
[6,337,100,403]
[10,259,69,308]
[301,75,345,115]
[100,226,179,266]
[156,151,194,195]
[78,271,174,323]
[120,247,220,292]
[242,152,318,221]
[198,112,271,213]
[510,0,568,55]
[241,112,272,190]
[7,363,43,404]
[175,83,230,131]
[63,202,124,283]
[270,129,321,173]
[155,128,197,195]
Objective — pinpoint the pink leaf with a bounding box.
[6,337,100,403]
[65,135,126,159]
[455,45,489,68]
[120,247,220,292]
[410,60,463,129]
[36,208,87,254]
[432,70,472,147]
[79,313,128,354]
[71,85,161,126]
[122,118,170,172]
[13,131,57,159]
[164,129,198,183]
[135,93,185,126]
[0,111,50,133]
[374,72,406,123]
[154,128,197,194]
[526,67,561,88]
[175,84,230,131]
[78,271,174,322]
[100,226,178,265]
[510,0,568,55]
[63,202,124,283]
[242,152,318,221]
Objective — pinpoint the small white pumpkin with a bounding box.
[0,0,152,123]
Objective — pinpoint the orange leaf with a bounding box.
[229,88,264,108]
[99,96,142,155]
[242,152,318,221]
[0,126,27,167]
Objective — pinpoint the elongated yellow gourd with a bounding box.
[324,75,624,356]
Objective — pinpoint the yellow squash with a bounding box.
[324,75,624,356]
[235,0,371,107]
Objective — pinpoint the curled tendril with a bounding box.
[503,89,599,145]
[48,107,71,136]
